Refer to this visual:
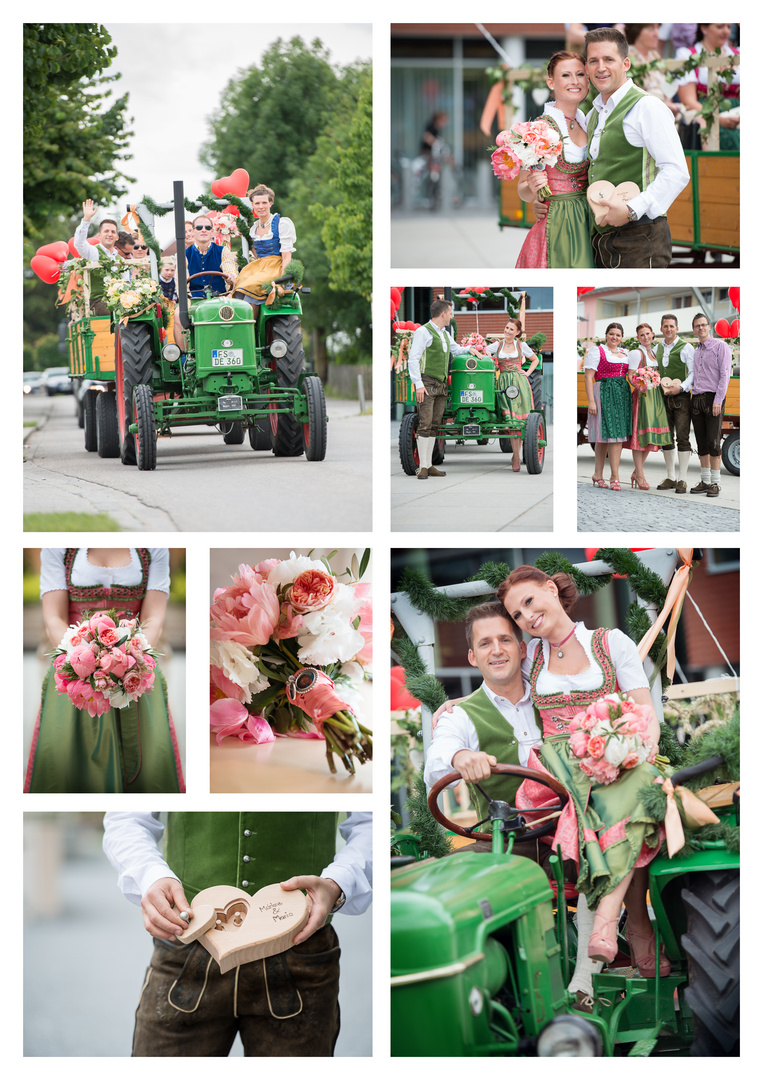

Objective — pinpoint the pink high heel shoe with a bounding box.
[592,475,609,488]
[630,471,650,490]
[588,912,619,964]
[624,925,671,977]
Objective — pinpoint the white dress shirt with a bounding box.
[583,79,690,220]
[424,679,540,789]
[102,811,373,915]
[407,323,471,389]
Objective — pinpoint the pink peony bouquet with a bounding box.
[210,550,372,774]
[489,119,563,197]
[568,692,657,786]
[52,611,157,717]
[631,367,661,393]
[459,332,488,356]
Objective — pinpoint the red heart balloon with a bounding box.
[390,299,397,320]
[31,254,62,283]
[729,319,740,337]
[714,319,730,338]
[577,287,595,297]
[390,288,401,311]
[223,204,240,217]
[728,286,740,312]
[68,236,79,257]
[36,241,70,263]
[211,168,250,199]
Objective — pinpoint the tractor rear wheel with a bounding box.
[432,438,446,465]
[117,322,154,466]
[399,411,419,475]
[682,869,740,1056]
[268,315,305,457]
[96,392,120,458]
[132,384,157,471]
[221,421,245,445]
[302,377,327,460]
[524,412,545,474]
[83,390,98,452]
[721,431,739,476]
[528,367,542,410]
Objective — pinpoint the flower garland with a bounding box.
[103,273,168,326]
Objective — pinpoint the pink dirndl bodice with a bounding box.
[515,157,590,269]
[64,547,150,623]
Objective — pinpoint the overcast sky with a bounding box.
[101,23,372,244]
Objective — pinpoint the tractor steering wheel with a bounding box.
[186,271,233,297]
[427,763,569,843]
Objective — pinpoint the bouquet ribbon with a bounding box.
[285,667,351,731]
[637,548,693,682]
[659,777,720,857]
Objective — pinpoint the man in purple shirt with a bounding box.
[690,312,733,497]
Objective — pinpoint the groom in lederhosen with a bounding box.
[655,314,695,493]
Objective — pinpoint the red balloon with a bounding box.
[222,204,240,217]
[211,168,250,199]
[68,236,79,257]
[31,254,62,283]
[391,299,397,320]
[729,319,740,337]
[577,287,595,297]
[391,666,420,711]
[36,241,70,263]
[728,286,740,312]
[714,319,730,338]
[390,287,401,311]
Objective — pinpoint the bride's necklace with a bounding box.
[563,112,576,130]
[549,626,576,658]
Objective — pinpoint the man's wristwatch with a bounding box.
[330,888,347,913]
[626,204,638,223]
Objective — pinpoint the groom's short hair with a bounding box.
[584,27,629,61]
[430,298,452,319]
[465,602,521,651]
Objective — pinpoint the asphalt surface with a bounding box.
[576,444,740,532]
[24,394,371,532]
[391,420,553,532]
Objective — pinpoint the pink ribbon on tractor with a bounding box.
[659,777,720,857]
[637,548,693,682]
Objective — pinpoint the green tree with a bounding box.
[24,24,134,248]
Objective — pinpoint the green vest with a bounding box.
[164,812,338,901]
[588,84,659,233]
[655,337,689,382]
[419,322,450,384]
[459,686,523,823]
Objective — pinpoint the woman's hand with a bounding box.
[431,697,466,730]
[527,170,549,194]
[587,402,598,416]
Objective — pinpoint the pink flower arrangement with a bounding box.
[490,119,563,196]
[631,367,661,393]
[52,612,158,717]
[459,332,488,356]
[568,692,657,786]
[210,551,373,774]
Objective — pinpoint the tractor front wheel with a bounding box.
[132,384,157,471]
[302,377,327,461]
[221,421,245,445]
[117,322,154,466]
[268,315,305,457]
[83,390,98,452]
[682,869,739,1056]
[524,412,545,474]
[399,411,419,475]
[96,392,120,458]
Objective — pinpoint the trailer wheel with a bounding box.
[96,392,120,458]
[83,390,98,452]
[682,869,740,1056]
[302,377,327,460]
[221,421,245,445]
[432,437,446,466]
[499,437,511,454]
[133,384,157,471]
[268,315,305,457]
[721,431,739,476]
[399,411,419,475]
[248,417,273,450]
[524,412,545,474]
[116,322,154,466]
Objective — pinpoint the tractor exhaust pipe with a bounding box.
[174,181,190,330]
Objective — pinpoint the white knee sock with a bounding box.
[418,436,433,470]
[662,449,676,479]
[677,450,691,481]
[567,893,604,995]
[710,468,721,485]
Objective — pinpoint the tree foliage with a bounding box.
[23,24,134,248]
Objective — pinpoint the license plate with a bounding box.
[218,395,243,412]
[460,390,483,403]
[212,349,244,366]
[463,424,481,436]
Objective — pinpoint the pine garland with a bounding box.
[393,632,448,714]
[404,766,453,858]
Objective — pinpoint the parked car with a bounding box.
[42,367,74,395]
[23,371,44,395]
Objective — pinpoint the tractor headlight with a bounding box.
[536,1016,602,1057]
[163,343,181,362]
[270,340,288,359]
[505,385,520,399]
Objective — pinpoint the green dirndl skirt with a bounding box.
[599,376,633,441]
[540,735,664,908]
[637,386,672,448]
[25,664,184,793]
[496,368,533,429]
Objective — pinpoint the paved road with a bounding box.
[577,444,740,532]
[391,421,553,532]
[24,395,371,532]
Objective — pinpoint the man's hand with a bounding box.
[141,876,192,940]
[452,748,497,782]
[662,383,680,397]
[280,875,341,945]
[712,402,722,416]
[532,197,549,221]
[599,197,631,229]
[415,385,429,404]
[82,199,97,222]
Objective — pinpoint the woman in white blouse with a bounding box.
[233,184,297,305]
[584,323,638,490]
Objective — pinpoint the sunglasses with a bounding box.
[195,224,213,231]
[133,244,148,251]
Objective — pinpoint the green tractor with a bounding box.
[397,351,546,476]
[391,755,739,1057]
[69,181,326,469]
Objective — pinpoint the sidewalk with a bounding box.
[391,421,553,532]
